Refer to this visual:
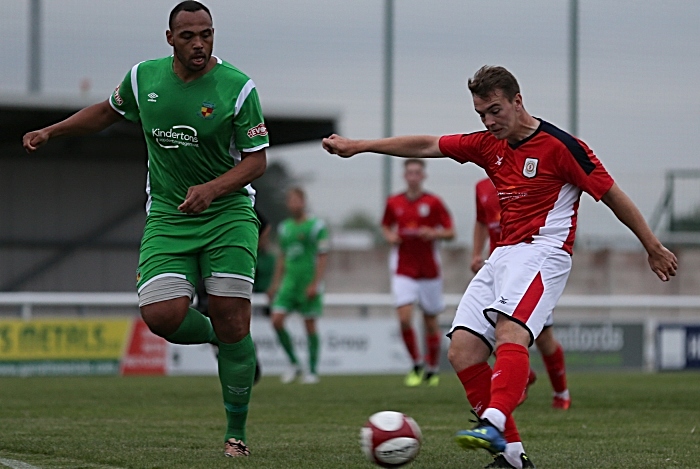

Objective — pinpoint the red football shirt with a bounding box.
[382,192,453,279]
[475,177,502,253]
[440,119,614,254]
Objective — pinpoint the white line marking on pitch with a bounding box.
[0,458,42,469]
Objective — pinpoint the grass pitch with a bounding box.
[1,372,699,468]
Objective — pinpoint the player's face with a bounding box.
[167,10,214,73]
[473,90,521,141]
[404,163,425,191]
[286,192,306,217]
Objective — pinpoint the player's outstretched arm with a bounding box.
[22,100,122,153]
[322,134,443,159]
[601,182,678,281]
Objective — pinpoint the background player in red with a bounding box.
[382,159,455,387]
[473,177,570,410]
[323,65,677,468]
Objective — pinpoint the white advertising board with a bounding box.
[165,317,414,376]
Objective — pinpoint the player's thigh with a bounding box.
[200,217,259,283]
[535,325,559,355]
[417,277,445,315]
[299,292,323,318]
[391,275,420,308]
[486,244,571,346]
[272,283,301,315]
[137,231,200,299]
[448,262,497,353]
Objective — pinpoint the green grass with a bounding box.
[1,372,699,468]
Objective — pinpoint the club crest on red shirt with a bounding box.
[523,157,539,178]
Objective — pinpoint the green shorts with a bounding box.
[136,210,259,292]
[272,280,323,317]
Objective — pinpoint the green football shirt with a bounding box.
[278,217,330,282]
[109,56,269,217]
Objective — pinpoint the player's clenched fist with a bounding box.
[322,134,360,158]
[23,129,51,153]
[178,184,216,215]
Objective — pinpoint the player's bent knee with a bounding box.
[271,313,286,330]
[447,329,491,370]
[140,297,190,338]
[138,276,194,337]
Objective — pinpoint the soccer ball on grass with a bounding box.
[360,411,422,467]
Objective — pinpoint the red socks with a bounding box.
[457,362,520,443]
[457,363,491,415]
[425,332,441,370]
[542,344,568,393]
[489,343,530,418]
[401,327,421,363]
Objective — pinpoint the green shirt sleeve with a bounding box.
[233,83,269,152]
[313,219,330,253]
[109,66,140,123]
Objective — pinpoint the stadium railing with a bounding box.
[1,292,699,320]
[1,292,699,371]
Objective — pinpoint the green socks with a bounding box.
[165,307,218,345]
[308,332,320,374]
[218,334,256,442]
[275,327,298,365]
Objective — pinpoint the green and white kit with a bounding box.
[273,217,330,316]
[109,56,269,291]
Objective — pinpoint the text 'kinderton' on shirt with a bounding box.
[109,55,269,218]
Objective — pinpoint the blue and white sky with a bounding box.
[3,0,699,246]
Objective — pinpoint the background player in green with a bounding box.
[22,1,266,458]
[268,187,330,384]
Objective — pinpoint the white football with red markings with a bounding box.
[360,411,422,468]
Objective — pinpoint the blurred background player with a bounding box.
[381,159,455,387]
[472,178,570,410]
[268,187,329,384]
[252,208,276,318]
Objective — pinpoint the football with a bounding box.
[360,411,422,468]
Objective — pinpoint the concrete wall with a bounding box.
[325,247,700,296]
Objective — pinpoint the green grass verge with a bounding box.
[1,372,699,468]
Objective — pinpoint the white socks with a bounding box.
[481,408,506,432]
[504,442,525,468]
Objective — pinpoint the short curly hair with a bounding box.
[468,65,520,102]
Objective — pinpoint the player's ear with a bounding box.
[513,93,523,111]
[166,30,174,47]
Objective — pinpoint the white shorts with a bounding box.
[391,275,445,315]
[448,243,571,350]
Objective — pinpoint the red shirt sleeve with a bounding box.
[434,198,453,229]
[557,139,614,201]
[381,199,395,227]
[439,132,490,167]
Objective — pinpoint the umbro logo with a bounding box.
[147,92,158,102]
[498,296,508,304]
[227,385,250,396]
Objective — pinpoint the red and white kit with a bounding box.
[382,192,454,314]
[475,178,502,254]
[441,119,614,346]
